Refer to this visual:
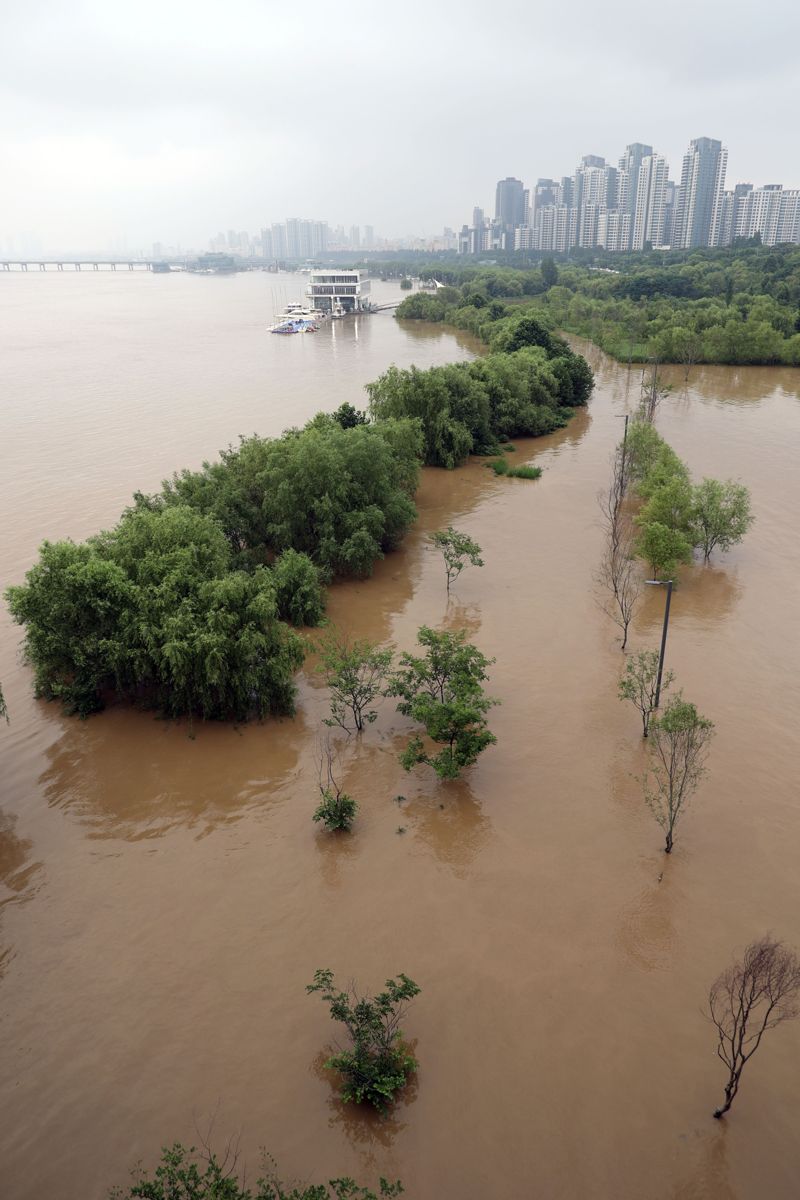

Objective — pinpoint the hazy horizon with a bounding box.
[3,0,799,251]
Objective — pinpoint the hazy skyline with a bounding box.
[3,0,799,250]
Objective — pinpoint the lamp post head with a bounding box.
[645,579,673,586]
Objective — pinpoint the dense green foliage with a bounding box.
[5,416,427,719]
[391,245,800,365]
[388,626,498,780]
[620,420,753,578]
[149,420,422,579]
[369,312,591,468]
[110,1143,402,1200]
[6,508,305,719]
[307,969,420,1113]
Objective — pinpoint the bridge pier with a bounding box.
[21,262,28,271]
[57,262,63,271]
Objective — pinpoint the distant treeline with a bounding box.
[389,244,800,366]
[7,323,593,721]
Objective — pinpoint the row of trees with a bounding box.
[594,390,800,1118]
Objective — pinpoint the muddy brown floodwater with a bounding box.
[1,275,800,1200]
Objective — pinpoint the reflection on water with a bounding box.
[399,775,492,874]
[311,1047,417,1156]
[38,707,309,839]
[636,565,741,633]
[667,1130,736,1200]
[616,870,680,973]
[0,809,42,978]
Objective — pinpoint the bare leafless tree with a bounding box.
[596,520,641,651]
[642,695,714,852]
[639,358,670,424]
[709,936,800,1118]
[676,330,702,382]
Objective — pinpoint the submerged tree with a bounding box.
[429,527,484,595]
[709,936,800,1118]
[317,631,393,734]
[388,626,498,780]
[313,735,357,832]
[691,479,754,562]
[639,359,670,424]
[0,683,7,723]
[642,695,714,852]
[597,522,641,652]
[307,969,420,1113]
[618,649,674,736]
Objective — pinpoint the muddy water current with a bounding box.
[1,274,800,1199]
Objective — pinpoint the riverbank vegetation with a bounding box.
[8,314,591,719]
[110,1143,402,1199]
[393,244,800,366]
[369,313,592,467]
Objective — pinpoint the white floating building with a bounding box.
[306,269,370,315]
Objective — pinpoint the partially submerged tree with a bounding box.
[639,359,670,424]
[307,969,420,1113]
[691,479,754,562]
[618,649,674,736]
[313,736,357,832]
[429,526,484,594]
[597,523,641,652]
[709,936,800,1118]
[636,520,693,580]
[388,626,498,780]
[0,683,7,723]
[317,631,393,734]
[642,695,714,852]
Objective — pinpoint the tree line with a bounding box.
[393,244,800,366]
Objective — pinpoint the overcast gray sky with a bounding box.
[2,0,799,251]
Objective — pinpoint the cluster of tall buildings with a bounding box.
[209,220,385,260]
[459,138,800,255]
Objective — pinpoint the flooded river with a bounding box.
[1,273,799,1199]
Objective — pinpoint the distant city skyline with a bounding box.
[459,135,800,254]
[3,0,799,252]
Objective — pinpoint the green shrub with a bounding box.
[313,788,357,832]
[307,969,420,1113]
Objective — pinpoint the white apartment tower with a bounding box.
[672,137,728,248]
[631,154,669,250]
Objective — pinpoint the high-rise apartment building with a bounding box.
[617,143,653,249]
[731,185,800,246]
[495,177,526,249]
[631,153,669,250]
[672,137,728,248]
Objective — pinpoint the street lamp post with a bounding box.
[645,579,674,708]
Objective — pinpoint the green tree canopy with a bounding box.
[388,626,498,779]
